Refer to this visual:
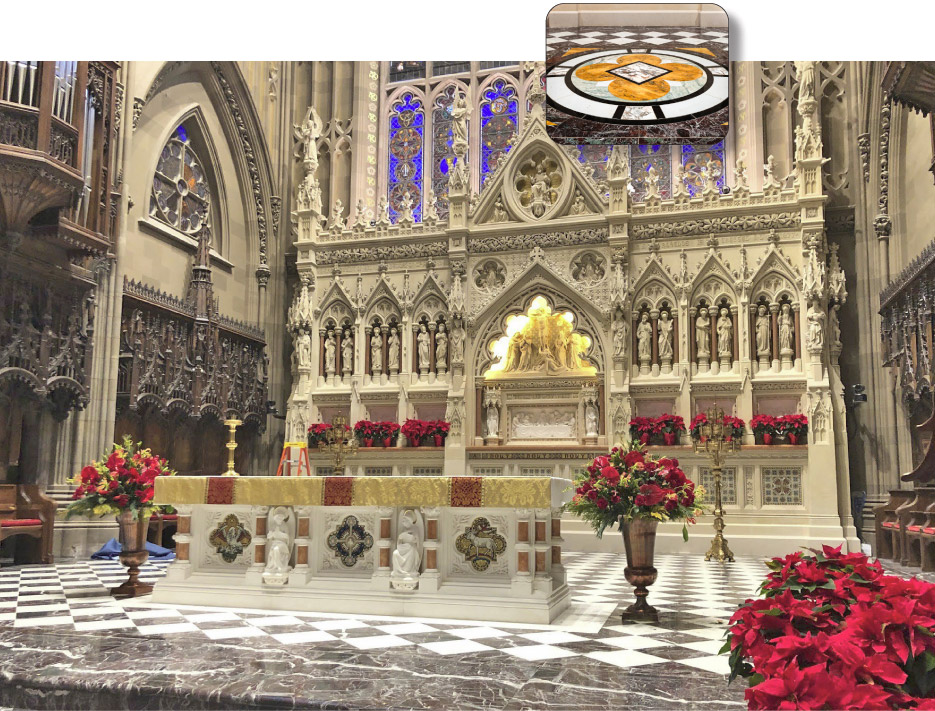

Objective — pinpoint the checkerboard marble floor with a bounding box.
[0,552,766,709]
[547,29,728,47]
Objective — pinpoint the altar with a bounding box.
[152,475,571,623]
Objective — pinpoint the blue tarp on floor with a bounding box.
[90,538,176,561]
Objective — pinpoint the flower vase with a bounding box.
[639,433,651,445]
[363,438,373,448]
[663,432,676,446]
[383,437,393,448]
[408,436,421,448]
[433,434,444,447]
[621,518,659,623]
[111,510,152,598]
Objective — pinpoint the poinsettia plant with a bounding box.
[629,416,657,440]
[353,420,379,439]
[724,545,935,710]
[307,422,350,447]
[564,442,704,540]
[378,421,400,443]
[66,436,175,520]
[691,413,745,441]
[657,413,686,435]
[750,414,778,435]
[401,418,433,443]
[777,414,808,439]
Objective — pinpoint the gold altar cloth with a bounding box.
[154,475,563,509]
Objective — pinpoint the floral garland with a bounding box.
[66,436,175,520]
[564,442,703,540]
[724,546,935,709]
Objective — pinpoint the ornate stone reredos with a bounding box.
[470,104,602,225]
[631,261,677,312]
[411,272,448,322]
[750,250,801,300]
[364,279,401,324]
[690,252,738,303]
[316,279,355,323]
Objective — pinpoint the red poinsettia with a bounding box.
[724,545,935,710]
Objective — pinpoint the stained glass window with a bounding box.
[629,144,672,201]
[576,144,612,181]
[387,92,424,223]
[431,85,465,221]
[389,62,425,83]
[150,123,210,235]
[681,140,726,197]
[480,78,518,185]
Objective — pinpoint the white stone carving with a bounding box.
[390,509,424,591]
[511,408,576,440]
[717,307,733,363]
[807,299,825,353]
[263,506,293,586]
[658,310,673,373]
[370,325,383,375]
[416,323,431,374]
[435,322,448,374]
[324,331,336,375]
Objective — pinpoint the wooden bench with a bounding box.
[148,512,178,548]
[905,507,935,570]
[0,484,55,565]
[875,489,916,560]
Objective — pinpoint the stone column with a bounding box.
[534,508,551,585]
[770,303,780,371]
[421,507,440,592]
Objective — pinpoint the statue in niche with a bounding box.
[636,312,653,361]
[492,198,508,222]
[387,327,400,370]
[435,322,448,369]
[779,303,795,354]
[755,304,771,356]
[486,399,500,438]
[341,330,354,373]
[695,307,711,358]
[295,329,311,369]
[295,106,322,172]
[717,308,733,358]
[416,324,431,371]
[570,190,588,215]
[391,509,423,584]
[807,300,825,351]
[830,303,841,349]
[263,506,292,586]
[515,155,561,218]
[450,323,465,363]
[658,311,673,360]
[585,402,599,437]
[370,326,383,375]
[324,331,337,375]
[451,93,469,153]
[612,313,628,357]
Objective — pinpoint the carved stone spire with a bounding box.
[188,225,215,321]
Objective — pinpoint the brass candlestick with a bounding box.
[318,415,358,476]
[692,404,740,562]
[222,418,242,477]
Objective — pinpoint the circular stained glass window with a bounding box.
[150,124,211,235]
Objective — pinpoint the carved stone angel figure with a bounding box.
[451,93,469,153]
[324,331,337,374]
[695,307,711,358]
[416,324,431,371]
[636,312,653,361]
[657,311,673,360]
[717,308,733,358]
[391,509,423,583]
[756,304,771,356]
[370,325,383,375]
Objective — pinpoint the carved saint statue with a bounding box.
[416,324,431,371]
[585,402,599,437]
[341,330,354,372]
[450,323,465,363]
[370,326,383,375]
[387,327,400,370]
[262,506,292,585]
[830,303,841,350]
[376,195,391,225]
[451,93,469,152]
[807,300,825,351]
[296,329,311,369]
[612,313,628,357]
[295,106,322,171]
[764,154,782,190]
[493,198,508,222]
[779,303,795,354]
[657,311,673,360]
[636,312,653,361]
[755,304,772,356]
[571,191,587,215]
[391,510,423,581]
[695,307,711,358]
[486,400,500,438]
[324,331,337,375]
[717,308,733,358]
[435,322,448,367]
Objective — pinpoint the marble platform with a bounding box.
[0,552,760,710]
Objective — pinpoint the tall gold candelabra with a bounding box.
[222,419,242,477]
[318,415,358,476]
[692,405,740,562]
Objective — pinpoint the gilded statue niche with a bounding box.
[484,295,596,379]
[514,152,563,218]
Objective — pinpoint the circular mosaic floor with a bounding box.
[546,48,729,125]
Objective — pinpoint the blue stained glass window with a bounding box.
[431,85,465,221]
[480,78,518,185]
[387,92,424,223]
[629,145,672,201]
[681,141,726,196]
[576,144,611,181]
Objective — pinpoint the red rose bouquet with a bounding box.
[66,436,175,520]
[564,442,704,540]
[724,546,935,710]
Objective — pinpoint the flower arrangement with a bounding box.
[629,416,659,444]
[628,415,686,445]
[564,442,703,540]
[749,414,808,445]
[400,419,450,446]
[690,413,746,442]
[378,421,400,447]
[353,420,380,446]
[66,436,175,520]
[723,545,935,710]
[307,422,350,447]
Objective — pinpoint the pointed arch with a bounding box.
[364,279,402,325]
[412,273,448,323]
[750,251,800,304]
[317,281,355,328]
[691,253,738,305]
[632,260,677,312]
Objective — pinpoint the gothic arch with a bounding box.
[631,261,677,312]
[364,279,401,325]
[691,254,738,305]
[412,273,448,323]
[750,252,800,303]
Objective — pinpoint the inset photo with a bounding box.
[546,3,729,144]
